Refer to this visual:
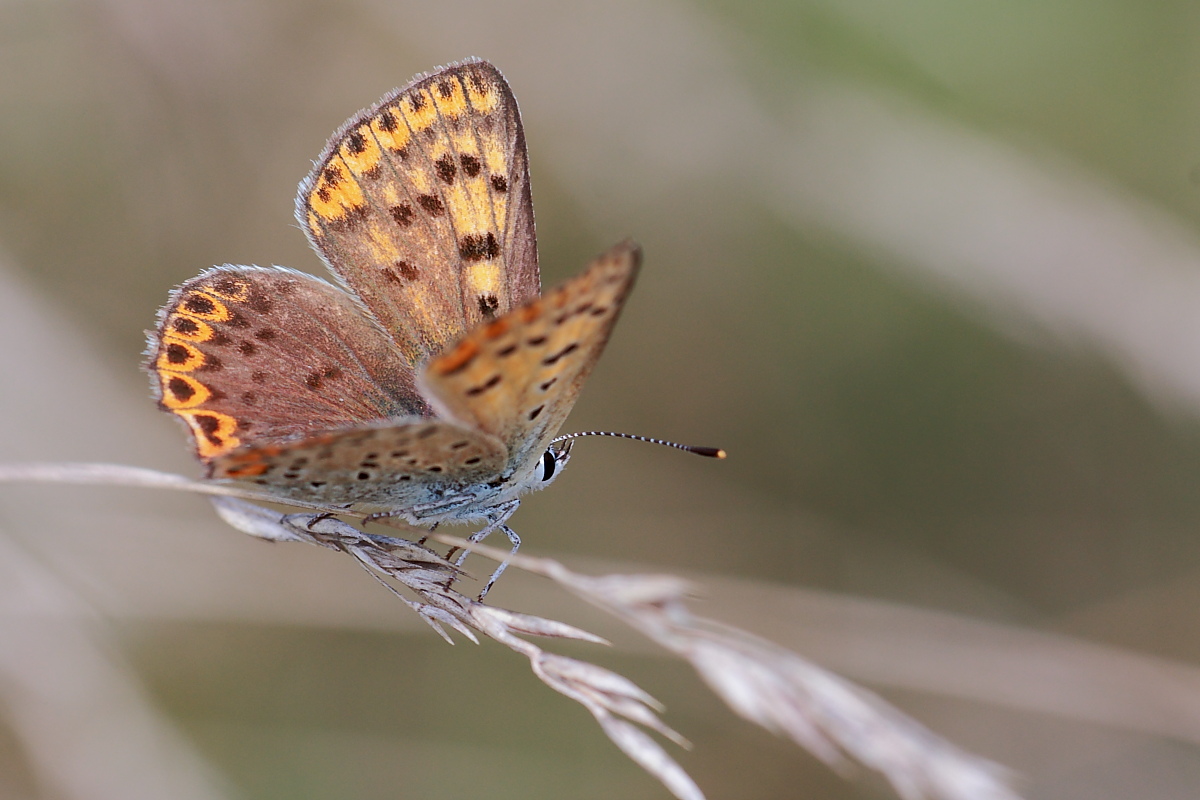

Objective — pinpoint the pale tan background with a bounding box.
[5,1,1200,798]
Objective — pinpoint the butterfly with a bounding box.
[147,59,716,596]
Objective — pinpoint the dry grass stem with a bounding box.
[212,496,704,800]
[0,463,1019,800]
[439,535,1025,800]
[0,462,340,512]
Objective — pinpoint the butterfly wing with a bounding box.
[420,240,641,472]
[297,59,539,367]
[147,266,427,463]
[208,419,508,511]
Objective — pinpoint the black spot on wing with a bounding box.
[390,203,415,227]
[417,194,445,216]
[542,343,580,366]
[466,374,502,397]
[171,317,198,335]
[435,154,457,184]
[165,343,189,364]
[194,414,224,443]
[346,130,368,154]
[477,293,500,317]
[183,294,215,315]
[167,377,195,401]
[459,232,499,261]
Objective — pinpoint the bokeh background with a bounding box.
[4,1,1200,798]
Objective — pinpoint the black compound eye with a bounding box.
[540,449,557,481]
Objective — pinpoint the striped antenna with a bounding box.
[550,431,726,459]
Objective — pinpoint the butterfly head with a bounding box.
[519,440,573,495]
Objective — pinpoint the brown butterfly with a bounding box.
[147,59,717,594]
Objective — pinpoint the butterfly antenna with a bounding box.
[550,431,726,459]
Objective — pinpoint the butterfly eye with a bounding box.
[539,449,557,482]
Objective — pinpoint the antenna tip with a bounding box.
[692,446,727,459]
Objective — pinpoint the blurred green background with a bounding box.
[4,1,1200,798]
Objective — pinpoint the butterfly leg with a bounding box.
[417,522,438,547]
[452,500,520,600]
[281,511,337,530]
[476,525,521,600]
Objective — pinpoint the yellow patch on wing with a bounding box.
[432,134,495,241]
[467,262,501,296]
[430,75,469,119]
[177,410,241,459]
[479,135,507,177]
[443,183,487,233]
[406,163,433,195]
[308,158,366,222]
[155,337,206,372]
[338,124,384,175]
[365,221,401,263]
[464,70,500,113]
[451,132,489,196]
[203,278,252,302]
[305,209,323,238]
[369,107,411,152]
[157,372,211,409]
[164,314,216,343]
[361,221,442,334]
[475,118,510,229]
[179,291,232,323]
[381,183,403,206]
[490,191,509,236]
[402,89,439,134]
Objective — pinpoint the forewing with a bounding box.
[297,59,539,366]
[147,266,426,462]
[210,419,508,510]
[421,240,641,470]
